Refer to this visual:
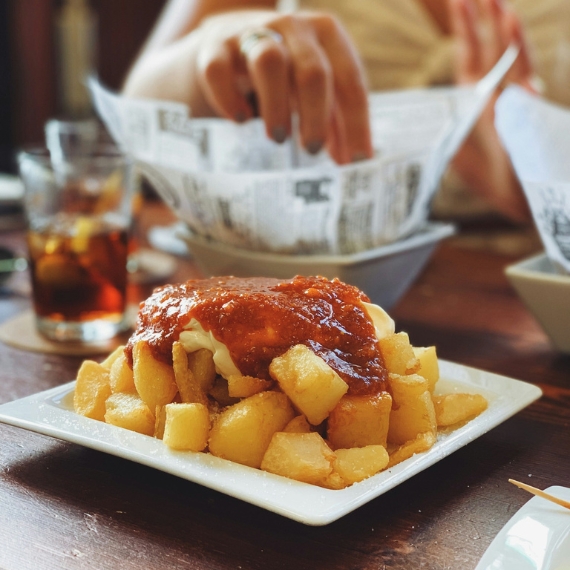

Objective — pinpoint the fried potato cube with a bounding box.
[388,391,436,445]
[162,403,210,452]
[388,374,436,445]
[283,415,312,433]
[132,340,178,411]
[333,445,389,485]
[104,392,155,436]
[269,344,348,425]
[154,405,167,439]
[321,471,347,490]
[109,351,136,394]
[187,348,216,392]
[387,431,436,468]
[227,374,272,398]
[74,360,111,421]
[379,332,420,375]
[172,342,208,405]
[261,432,335,486]
[413,346,439,392]
[432,393,488,427]
[389,372,430,401]
[208,391,295,468]
[327,392,392,449]
[99,345,125,370]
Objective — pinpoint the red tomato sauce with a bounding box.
[126,276,388,395]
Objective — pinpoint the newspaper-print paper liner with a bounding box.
[496,87,570,274]
[89,46,518,255]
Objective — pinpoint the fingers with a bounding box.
[480,0,509,68]
[502,9,535,89]
[241,33,292,142]
[279,21,333,154]
[449,0,481,84]
[242,13,371,162]
[449,0,507,82]
[311,14,372,162]
[195,11,372,164]
[196,40,254,123]
[449,0,535,89]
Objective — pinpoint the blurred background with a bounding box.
[0,0,168,174]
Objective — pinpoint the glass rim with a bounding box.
[17,144,131,166]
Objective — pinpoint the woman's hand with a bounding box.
[124,9,373,164]
[448,0,535,222]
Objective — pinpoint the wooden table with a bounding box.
[1,203,569,570]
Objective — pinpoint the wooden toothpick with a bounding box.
[509,479,570,511]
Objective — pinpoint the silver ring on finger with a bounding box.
[238,27,284,58]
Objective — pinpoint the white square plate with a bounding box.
[476,486,570,569]
[0,360,541,526]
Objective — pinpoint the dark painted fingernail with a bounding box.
[235,111,247,123]
[272,126,287,144]
[306,140,323,155]
[351,152,369,163]
[246,92,259,117]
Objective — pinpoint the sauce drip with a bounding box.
[126,276,388,395]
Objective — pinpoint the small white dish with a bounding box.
[506,253,570,354]
[476,486,570,570]
[127,248,178,285]
[182,222,455,309]
[0,174,25,230]
[0,174,24,207]
[148,222,191,258]
[0,360,540,526]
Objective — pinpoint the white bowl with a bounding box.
[506,253,570,354]
[181,222,455,309]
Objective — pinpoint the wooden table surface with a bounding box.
[1,203,569,570]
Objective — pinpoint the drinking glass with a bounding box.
[18,146,134,342]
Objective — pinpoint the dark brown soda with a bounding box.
[27,218,129,323]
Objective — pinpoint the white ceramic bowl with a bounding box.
[506,253,570,354]
[181,222,455,309]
